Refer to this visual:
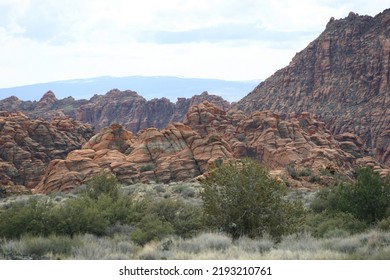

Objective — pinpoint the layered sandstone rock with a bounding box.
[236,9,390,167]
[0,90,230,133]
[35,101,389,194]
[34,120,233,194]
[0,111,94,189]
[185,102,389,178]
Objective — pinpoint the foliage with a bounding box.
[377,216,390,231]
[140,164,154,173]
[202,159,306,240]
[130,214,174,246]
[310,167,390,224]
[0,199,54,239]
[304,212,367,238]
[84,171,121,201]
[0,173,146,239]
[148,199,203,238]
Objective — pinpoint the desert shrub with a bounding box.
[70,234,139,260]
[181,187,196,199]
[305,212,367,238]
[149,199,203,238]
[51,193,147,237]
[0,199,55,238]
[308,174,321,183]
[140,164,154,172]
[131,214,174,246]
[310,167,390,224]
[202,159,306,240]
[51,196,110,237]
[286,165,299,179]
[278,232,320,252]
[84,171,121,201]
[377,217,390,231]
[234,236,274,253]
[286,165,312,179]
[175,232,232,254]
[0,234,76,260]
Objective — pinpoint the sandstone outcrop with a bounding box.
[34,120,233,193]
[34,101,389,194]
[0,90,230,133]
[235,9,390,167]
[0,111,94,189]
[185,102,367,174]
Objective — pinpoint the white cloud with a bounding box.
[0,0,390,88]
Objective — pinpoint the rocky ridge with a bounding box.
[0,111,94,194]
[235,9,390,167]
[0,90,230,133]
[34,101,389,194]
[185,102,389,178]
[34,119,232,193]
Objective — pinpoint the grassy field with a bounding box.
[1,230,389,260]
[1,166,390,260]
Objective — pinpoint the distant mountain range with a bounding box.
[1,9,390,195]
[0,76,259,102]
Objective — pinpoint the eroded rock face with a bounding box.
[0,90,230,133]
[34,101,389,194]
[185,101,388,177]
[0,111,94,189]
[235,9,390,167]
[34,120,233,194]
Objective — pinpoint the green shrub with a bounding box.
[131,214,174,246]
[0,234,76,259]
[305,212,367,238]
[84,171,121,201]
[309,187,333,213]
[149,199,203,238]
[51,196,110,237]
[202,159,306,240]
[310,167,390,224]
[286,165,299,179]
[377,217,390,231]
[140,164,154,172]
[0,199,55,238]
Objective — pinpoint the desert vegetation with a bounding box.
[1,162,390,260]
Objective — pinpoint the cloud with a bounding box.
[138,23,316,46]
[1,0,390,88]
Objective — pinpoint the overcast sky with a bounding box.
[0,0,389,88]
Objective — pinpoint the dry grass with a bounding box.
[1,230,390,260]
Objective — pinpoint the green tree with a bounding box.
[0,199,54,238]
[149,199,203,238]
[310,167,390,224]
[201,159,305,240]
[84,171,121,201]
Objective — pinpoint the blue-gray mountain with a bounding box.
[0,76,258,102]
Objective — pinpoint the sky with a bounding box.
[0,0,390,88]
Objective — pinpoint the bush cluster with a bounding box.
[307,167,390,236]
[2,163,388,254]
[0,172,203,246]
[202,159,306,241]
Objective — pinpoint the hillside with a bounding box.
[236,10,390,166]
[0,76,257,102]
[0,90,230,132]
[34,101,389,194]
[0,111,93,194]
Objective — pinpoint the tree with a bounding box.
[311,167,390,224]
[201,159,305,240]
[84,171,121,201]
